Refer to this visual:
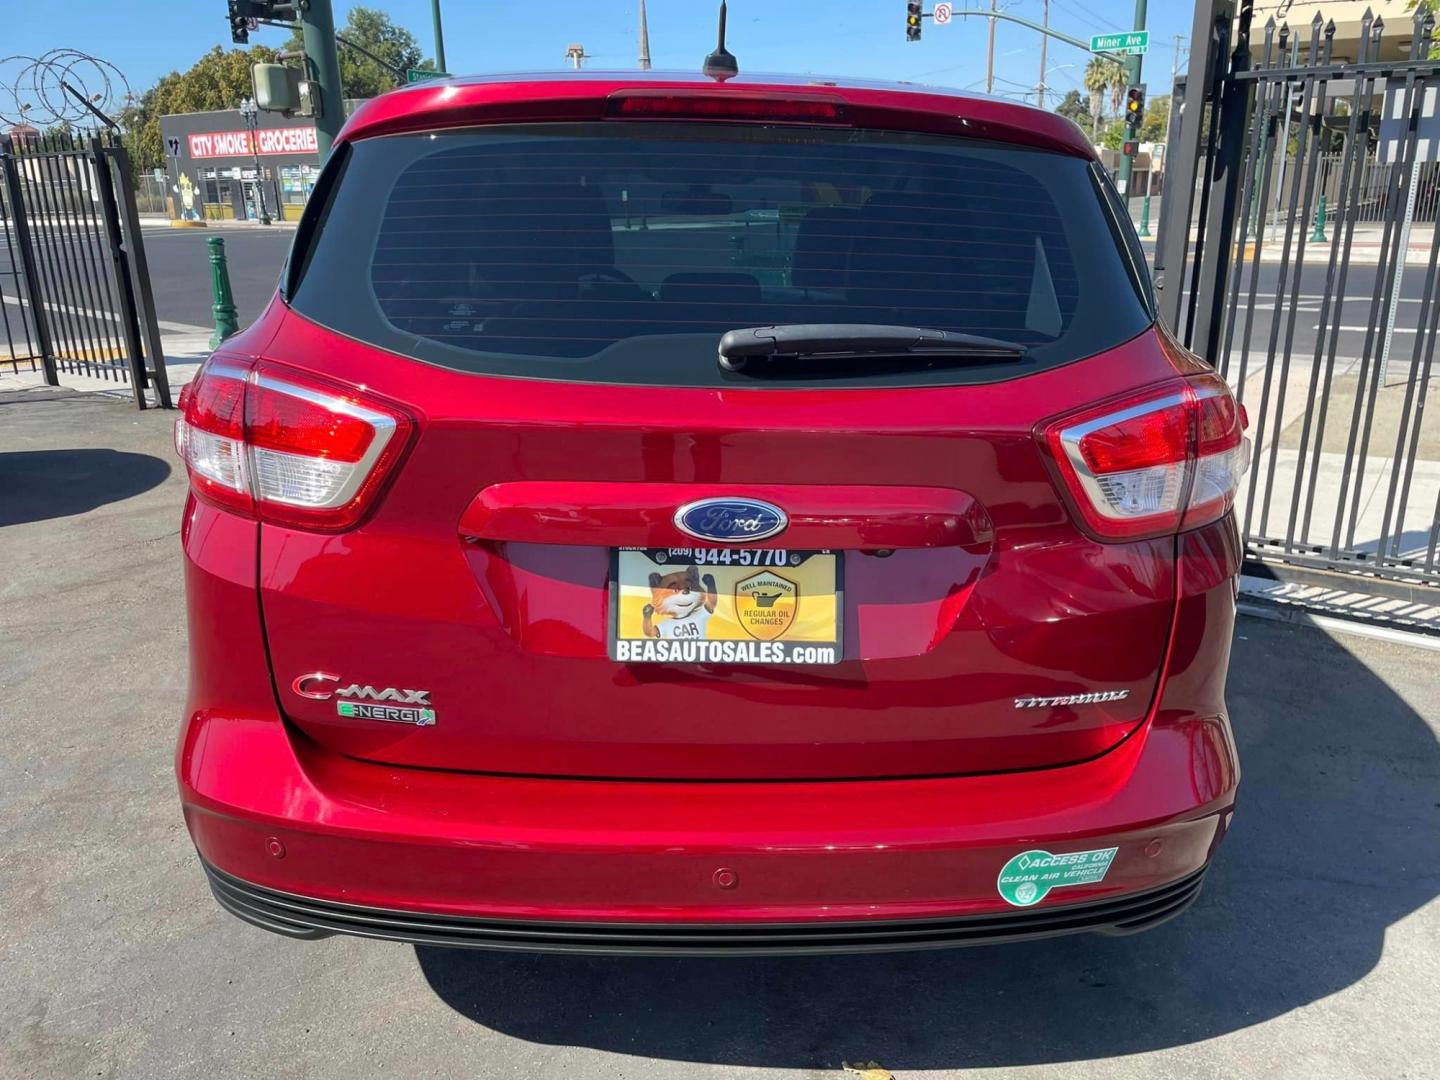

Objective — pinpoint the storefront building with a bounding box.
[158,109,321,221]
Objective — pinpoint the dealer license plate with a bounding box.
[609,548,843,665]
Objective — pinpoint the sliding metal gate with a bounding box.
[1158,3,1440,589]
[0,131,170,409]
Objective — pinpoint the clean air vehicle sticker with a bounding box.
[997,847,1119,907]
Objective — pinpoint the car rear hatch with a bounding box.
[210,89,1216,781]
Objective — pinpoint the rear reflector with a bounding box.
[174,357,414,531]
[1040,373,1250,540]
[607,92,848,124]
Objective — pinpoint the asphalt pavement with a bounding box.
[2,389,1438,1079]
[133,224,294,331]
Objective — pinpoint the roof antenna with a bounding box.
[703,1,739,81]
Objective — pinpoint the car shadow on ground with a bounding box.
[0,448,171,527]
[414,617,1440,1070]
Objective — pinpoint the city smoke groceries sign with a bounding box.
[186,127,318,159]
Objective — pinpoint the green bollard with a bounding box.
[1310,194,1329,244]
[1138,192,1153,238]
[208,236,239,349]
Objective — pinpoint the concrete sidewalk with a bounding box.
[1223,355,1440,590]
[1146,220,1438,266]
[0,328,212,403]
[139,213,297,231]
[1254,220,1435,265]
[2,390,1439,1080]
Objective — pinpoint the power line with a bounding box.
[1048,0,1127,34]
[1048,0,1189,57]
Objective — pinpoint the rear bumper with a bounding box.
[203,858,1208,956]
[180,701,1237,948]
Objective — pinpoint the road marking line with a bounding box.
[1,294,208,336]
[1312,324,1418,334]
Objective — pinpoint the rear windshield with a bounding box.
[289,122,1151,388]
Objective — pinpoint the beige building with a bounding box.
[1244,0,1431,63]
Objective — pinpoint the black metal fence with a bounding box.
[0,131,170,409]
[1158,3,1440,588]
[1255,154,1440,229]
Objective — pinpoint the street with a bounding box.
[134,225,294,331]
[2,390,1438,1080]
[0,224,292,341]
[1199,258,1435,376]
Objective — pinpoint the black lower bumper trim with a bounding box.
[203,861,1207,956]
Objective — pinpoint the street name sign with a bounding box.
[1090,31,1149,55]
[407,69,451,83]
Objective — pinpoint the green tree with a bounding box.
[1100,117,1128,152]
[1406,0,1439,58]
[1140,94,1170,143]
[1083,57,1121,140]
[287,5,431,100]
[1054,89,1090,126]
[1099,97,1168,151]
[120,45,277,174]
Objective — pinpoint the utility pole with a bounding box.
[1168,33,1185,130]
[1115,0,1147,200]
[300,0,344,162]
[638,0,652,70]
[431,0,447,72]
[986,0,997,94]
[1037,0,1049,107]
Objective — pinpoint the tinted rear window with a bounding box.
[290,122,1151,388]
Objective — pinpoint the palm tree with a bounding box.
[1108,62,1129,119]
[1082,57,1113,141]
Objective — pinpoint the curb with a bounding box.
[1237,594,1440,652]
[141,218,297,230]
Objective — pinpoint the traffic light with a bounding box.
[226,0,295,45]
[228,0,251,44]
[1124,85,1146,131]
[906,1,923,42]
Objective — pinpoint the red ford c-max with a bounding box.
[175,72,1246,954]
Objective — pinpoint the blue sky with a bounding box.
[7,0,1194,112]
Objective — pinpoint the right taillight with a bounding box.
[1040,373,1250,541]
[174,355,415,531]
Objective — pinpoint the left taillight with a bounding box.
[1039,372,1250,541]
[174,357,415,531]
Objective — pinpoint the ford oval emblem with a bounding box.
[674,497,788,543]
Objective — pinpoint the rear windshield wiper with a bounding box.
[717,324,1027,374]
